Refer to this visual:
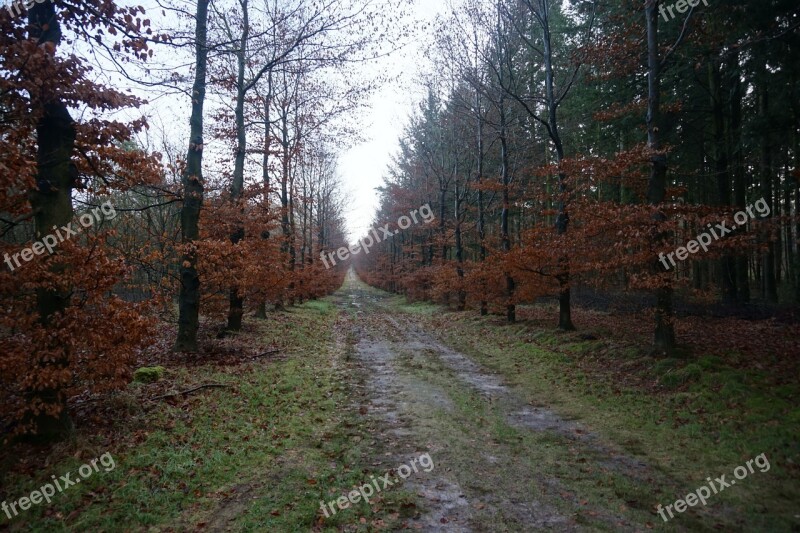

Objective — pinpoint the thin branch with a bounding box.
[660,3,697,69]
[148,384,231,401]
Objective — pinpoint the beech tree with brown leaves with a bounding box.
[0,0,162,440]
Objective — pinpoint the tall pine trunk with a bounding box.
[757,63,778,303]
[792,75,800,304]
[708,59,737,303]
[730,50,750,303]
[645,0,676,354]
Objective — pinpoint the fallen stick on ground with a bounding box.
[148,384,230,401]
[252,349,281,360]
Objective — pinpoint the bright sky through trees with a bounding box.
[338,0,448,242]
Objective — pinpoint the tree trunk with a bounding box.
[439,185,447,263]
[477,92,488,316]
[278,97,292,310]
[758,68,778,303]
[256,75,273,320]
[645,1,676,354]
[796,185,800,304]
[23,0,75,441]
[226,0,249,332]
[499,98,515,324]
[729,50,750,303]
[455,181,466,311]
[540,1,575,331]
[708,59,737,303]
[176,0,209,351]
[792,77,800,304]
[288,120,297,306]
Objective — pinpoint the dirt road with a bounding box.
[330,271,657,532]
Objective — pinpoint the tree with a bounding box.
[644,0,678,353]
[1,0,160,440]
[175,0,210,352]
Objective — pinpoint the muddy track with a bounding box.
[332,271,657,532]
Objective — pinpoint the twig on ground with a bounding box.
[148,384,230,401]
[252,349,281,360]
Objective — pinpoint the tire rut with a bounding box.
[336,271,579,531]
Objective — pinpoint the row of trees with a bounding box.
[0,0,392,440]
[354,0,799,353]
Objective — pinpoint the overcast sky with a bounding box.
[338,0,448,242]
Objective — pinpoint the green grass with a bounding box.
[394,298,440,316]
[4,290,796,531]
[389,337,663,530]
[392,301,800,531]
[1,300,416,532]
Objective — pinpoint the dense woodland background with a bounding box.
[356,0,800,347]
[0,0,798,443]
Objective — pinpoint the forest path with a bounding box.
[328,270,650,532]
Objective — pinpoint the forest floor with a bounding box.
[1,271,797,532]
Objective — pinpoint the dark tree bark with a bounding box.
[279,93,292,310]
[454,180,466,311]
[708,59,737,303]
[500,0,581,330]
[225,0,250,332]
[255,75,274,320]
[796,183,800,304]
[539,0,575,331]
[729,50,750,303]
[476,91,488,316]
[439,183,447,263]
[175,0,210,352]
[793,75,800,304]
[489,4,516,323]
[645,0,676,354]
[24,0,75,441]
[758,67,778,303]
[499,96,515,324]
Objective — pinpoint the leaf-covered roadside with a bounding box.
[0,300,417,532]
